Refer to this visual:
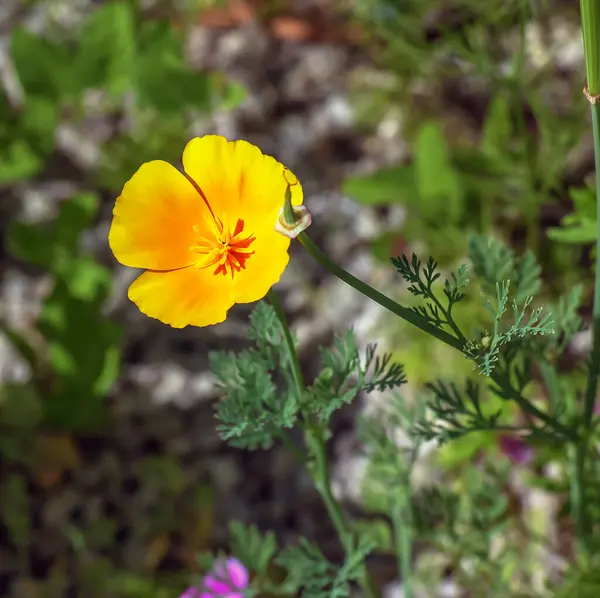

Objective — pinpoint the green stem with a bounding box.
[568,442,586,556]
[494,375,576,440]
[267,289,378,598]
[392,493,413,598]
[583,101,600,428]
[574,98,600,554]
[297,232,464,351]
[267,290,305,395]
[305,429,349,542]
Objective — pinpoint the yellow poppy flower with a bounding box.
[109,135,304,328]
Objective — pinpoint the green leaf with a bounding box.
[38,278,122,429]
[570,186,596,219]
[230,521,278,576]
[10,28,72,100]
[53,193,100,255]
[75,2,137,97]
[135,22,212,113]
[6,219,53,269]
[305,330,363,423]
[342,165,415,206]
[414,121,463,222]
[7,193,100,273]
[547,186,597,245]
[211,347,297,449]
[57,257,112,303]
[468,234,514,292]
[276,536,374,598]
[0,139,45,184]
[0,94,59,184]
[547,219,597,244]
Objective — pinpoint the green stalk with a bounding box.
[581,0,600,96]
[297,232,464,351]
[267,290,378,598]
[575,0,600,552]
[267,289,304,396]
[583,101,600,428]
[392,494,413,598]
[569,442,586,555]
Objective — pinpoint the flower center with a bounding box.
[190,214,255,277]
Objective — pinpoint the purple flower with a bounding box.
[498,434,533,466]
[180,558,249,598]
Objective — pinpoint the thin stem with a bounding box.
[305,429,349,542]
[267,289,378,598]
[568,442,586,556]
[573,99,600,554]
[392,496,413,598]
[297,232,464,351]
[392,448,417,598]
[267,290,305,395]
[492,373,576,440]
[583,101,600,428]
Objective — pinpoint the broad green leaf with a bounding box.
[57,257,112,303]
[10,28,73,100]
[414,121,463,222]
[569,186,596,220]
[53,193,100,256]
[547,220,597,244]
[342,165,415,205]
[136,22,212,113]
[0,95,58,184]
[547,186,597,245]
[6,219,53,269]
[39,279,121,429]
[75,2,137,97]
[20,97,60,142]
[7,194,100,272]
[0,139,45,184]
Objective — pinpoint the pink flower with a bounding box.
[498,435,533,466]
[180,558,249,598]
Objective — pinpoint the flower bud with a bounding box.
[275,170,311,239]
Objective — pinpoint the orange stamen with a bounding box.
[191,215,255,278]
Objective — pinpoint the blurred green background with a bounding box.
[0,0,595,596]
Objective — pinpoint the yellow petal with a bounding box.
[109,161,212,270]
[128,267,234,328]
[182,135,303,232]
[232,226,292,303]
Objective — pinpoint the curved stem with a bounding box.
[297,232,464,351]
